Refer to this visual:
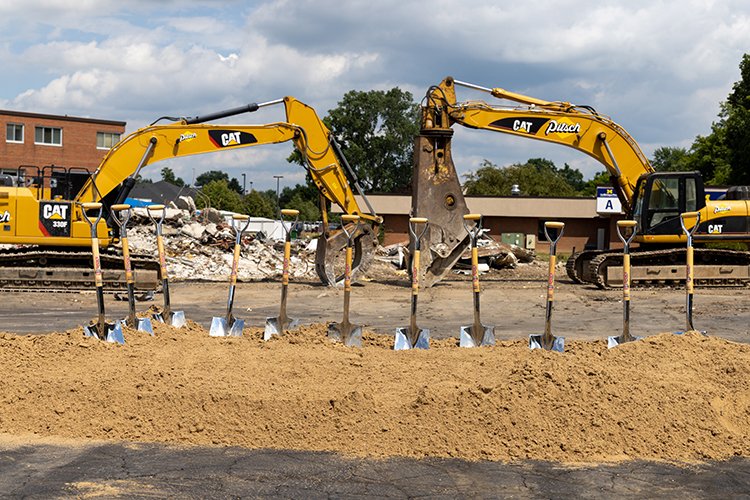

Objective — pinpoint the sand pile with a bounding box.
[0,325,748,464]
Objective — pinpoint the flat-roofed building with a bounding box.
[336,194,621,253]
[1,109,126,175]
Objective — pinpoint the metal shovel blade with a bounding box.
[228,318,245,337]
[459,325,496,348]
[327,321,363,348]
[529,334,565,352]
[264,317,300,340]
[105,323,126,344]
[394,327,430,350]
[84,322,125,345]
[210,316,245,337]
[607,334,643,349]
[138,318,154,335]
[209,317,228,337]
[120,317,155,336]
[170,311,186,328]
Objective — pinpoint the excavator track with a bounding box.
[0,247,160,293]
[585,248,750,289]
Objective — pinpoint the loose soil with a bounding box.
[0,322,748,464]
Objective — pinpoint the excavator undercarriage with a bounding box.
[567,247,750,289]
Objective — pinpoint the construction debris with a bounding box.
[122,208,318,282]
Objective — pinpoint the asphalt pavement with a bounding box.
[0,440,748,498]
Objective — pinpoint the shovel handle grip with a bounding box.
[341,214,360,222]
[111,204,131,212]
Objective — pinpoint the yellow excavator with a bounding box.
[0,97,381,291]
[414,76,750,288]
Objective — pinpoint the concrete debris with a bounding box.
[377,236,534,272]
[122,208,317,282]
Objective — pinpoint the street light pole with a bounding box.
[273,175,284,216]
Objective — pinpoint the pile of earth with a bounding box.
[0,324,747,464]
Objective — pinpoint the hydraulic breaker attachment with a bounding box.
[411,131,470,288]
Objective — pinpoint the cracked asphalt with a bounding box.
[0,440,748,498]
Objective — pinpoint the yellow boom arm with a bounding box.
[424,76,655,211]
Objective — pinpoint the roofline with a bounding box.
[0,109,126,127]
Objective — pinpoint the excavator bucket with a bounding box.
[411,133,471,288]
[316,223,377,286]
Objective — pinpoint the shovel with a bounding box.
[211,214,252,337]
[80,202,125,344]
[111,204,153,335]
[459,214,496,347]
[265,209,301,340]
[327,214,364,347]
[677,211,706,335]
[608,220,642,348]
[529,221,565,352]
[147,204,186,328]
[395,217,430,350]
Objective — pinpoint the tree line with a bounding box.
[158,53,749,216]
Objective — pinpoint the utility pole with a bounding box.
[242,173,246,195]
[273,175,284,215]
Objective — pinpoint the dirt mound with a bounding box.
[0,325,748,464]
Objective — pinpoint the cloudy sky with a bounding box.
[1,0,748,190]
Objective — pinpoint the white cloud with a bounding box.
[0,0,749,188]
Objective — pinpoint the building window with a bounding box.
[34,126,62,146]
[96,131,121,149]
[6,123,24,143]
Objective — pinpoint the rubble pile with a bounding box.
[123,207,318,282]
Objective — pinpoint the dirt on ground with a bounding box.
[0,321,748,464]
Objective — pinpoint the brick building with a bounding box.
[335,194,622,254]
[1,110,126,176]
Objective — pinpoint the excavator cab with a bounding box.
[632,172,705,237]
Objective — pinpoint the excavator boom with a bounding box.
[0,97,380,290]
[416,76,750,288]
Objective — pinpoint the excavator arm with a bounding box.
[29,97,379,286]
[75,97,378,225]
[415,76,654,286]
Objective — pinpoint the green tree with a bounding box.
[195,170,243,193]
[322,88,420,193]
[463,158,578,197]
[285,193,320,221]
[160,167,185,187]
[678,53,750,185]
[724,53,750,185]
[243,190,276,218]
[651,146,692,172]
[200,179,243,212]
[557,163,585,191]
[579,170,612,197]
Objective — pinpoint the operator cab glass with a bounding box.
[634,172,704,236]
